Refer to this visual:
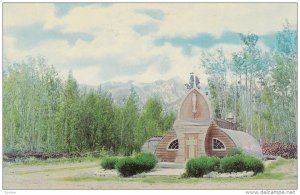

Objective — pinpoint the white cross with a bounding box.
[186,136,196,159]
[192,92,197,113]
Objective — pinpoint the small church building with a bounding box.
[142,74,262,163]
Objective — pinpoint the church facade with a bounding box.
[142,74,262,163]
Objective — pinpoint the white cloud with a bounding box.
[3,3,297,86]
[3,3,59,30]
[157,3,297,37]
[72,66,102,86]
[58,4,149,34]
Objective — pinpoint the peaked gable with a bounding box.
[178,88,212,120]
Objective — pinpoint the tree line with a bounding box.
[3,23,297,155]
[3,59,175,155]
[201,23,297,144]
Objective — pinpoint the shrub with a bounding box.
[179,172,189,178]
[227,147,244,156]
[135,153,158,172]
[115,157,140,177]
[220,155,245,173]
[100,157,118,170]
[185,156,220,177]
[244,155,264,173]
[220,154,264,174]
[115,153,158,177]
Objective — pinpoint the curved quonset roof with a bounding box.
[220,128,263,158]
[141,136,163,154]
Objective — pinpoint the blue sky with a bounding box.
[6,23,95,49]
[135,9,165,21]
[54,3,113,17]
[3,3,297,85]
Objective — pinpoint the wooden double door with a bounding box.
[184,133,199,161]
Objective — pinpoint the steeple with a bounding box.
[179,73,212,120]
[193,72,196,88]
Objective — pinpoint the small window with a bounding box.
[213,138,225,150]
[168,139,179,150]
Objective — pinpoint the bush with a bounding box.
[220,154,264,174]
[185,156,220,177]
[243,155,264,173]
[135,153,158,172]
[115,153,158,177]
[100,157,118,170]
[220,155,245,173]
[179,172,189,178]
[115,157,139,177]
[227,147,244,156]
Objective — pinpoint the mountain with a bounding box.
[80,77,208,113]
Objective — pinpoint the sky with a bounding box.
[3,2,297,86]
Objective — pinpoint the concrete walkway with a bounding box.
[157,162,185,169]
[145,168,185,176]
[143,162,185,176]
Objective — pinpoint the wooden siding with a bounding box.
[205,122,236,157]
[155,131,178,162]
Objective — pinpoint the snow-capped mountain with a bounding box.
[80,77,208,112]
[101,77,186,112]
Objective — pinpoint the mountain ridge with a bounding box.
[79,77,208,112]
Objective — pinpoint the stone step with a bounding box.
[157,162,185,169]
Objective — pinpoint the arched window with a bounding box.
[168,139,179,150]
[212,138,225,151]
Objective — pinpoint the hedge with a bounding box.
[115,153,158,177]
[243,155,265,173]
[100,157,118,170]
[185,154,264,178]
[227,147,244,157]
[185,156,220,177]
[220,154,264,174]
[115,157,139,177]
[135,153,158,172]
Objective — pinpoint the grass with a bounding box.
[62,175,123,182]
[16,164,98,175]
[140,176,249,184]
[61,175,187,183]
[60,174,259,184]
[253,172,285,180]
[59,159,296,184]
[234,159,295,181]
[264,159,293,172]
[11,156,102,166]
[60,173,289,184]
[249,159,296,180]
[7,156,296,185]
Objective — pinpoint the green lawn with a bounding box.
[10,155,102,166]
[9,156,296,184]
[60,159,296,184]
